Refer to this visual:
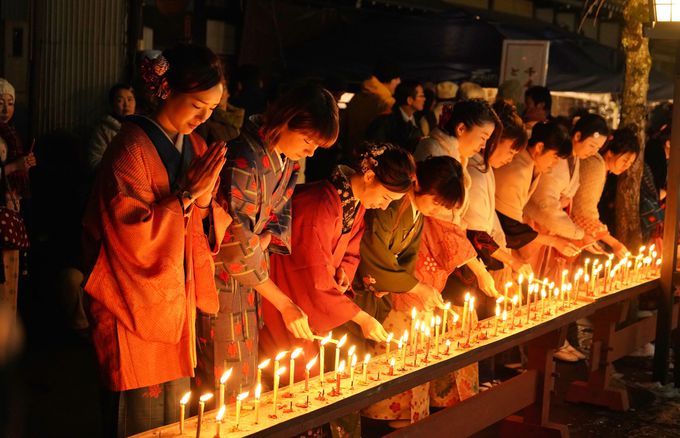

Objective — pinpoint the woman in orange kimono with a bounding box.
[260,142,416,379]
[82,44,230,437]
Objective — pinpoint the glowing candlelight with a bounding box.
[541,289,547,315]
[553,288,560,314]
[462,292,471,331]
[425,327,431,360]
[414,320,421,352]
[336,360,345,393]
[305,355,318,392]
[445,339,451,354]
[196,393,213,438]
[504,281,511,304]
[350,354,357,384]
[335,334,347,378]
[362,353,371,384]
[389,357,395,376]
[214,405,226,437]
[257,359,270,389]
[501,310,508,332]
[494,304,500,336]
[452,313,460,338]
[511,295,518,328]
[273,366,286,413]
[274,351,288,381]
[179,391,191,434]
[235,391,248,429]
[254,384,262,424]
[442,302,451,335]
[468,296,475,337]
[319,333,331,385]
[219,368,232,409]
[289,347,303,392]
[347,345,356,367]
[435,315,441,353]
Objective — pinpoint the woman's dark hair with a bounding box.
[415,155,466,210]
[441,99,502,171]
[528,121,572,158]
[108,83,134,105]
[600,126,640,157]
[645,122,670,190]
[354,142,415,193]
[493,100,528,151]
[163,44,223,93]
[571,113,609,139]
[525,86,552,113]
[262,82,339,149]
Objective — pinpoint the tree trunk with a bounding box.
[615,0,652,248]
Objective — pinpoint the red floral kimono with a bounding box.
[83,120,230,392]
[261,171,365,381]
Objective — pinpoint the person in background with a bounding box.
[86,83,136,173]
[523,86,552,128]
[456,81,485,101]
[196,83,339,401]
[495,79,524,114]
[82,44,229,437]
[344,63,401,156]
[195,77,244,146]
[417,87,437,136]
[366,81,425,153]
[432,81,458,130]
[0,79,35,318]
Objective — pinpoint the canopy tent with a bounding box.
[241,2,672,100]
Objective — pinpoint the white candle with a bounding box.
[385,333,393,357]
[196,393,213,438]
[214,405,226,437]
[235,391,248,429]
[410,308,417,350]
[274,351,288,381]
[289,347,303,393]
[273,366,286,414]
[254,384,262,424]
[179,391,191,434]
[442,302,451,335]
[319,334,331,385]
[335,334,347,378]
[218,368,232,409]
[305,355,317,392]
[347,345,356,367]
[257,359,270,389]
[350,354,357,384]
[362,353,371,384]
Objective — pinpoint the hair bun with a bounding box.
[141,55,170,98]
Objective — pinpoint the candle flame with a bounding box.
[435,315,441,325]
[502,310,508,321]
[255,383,262,399]
[237,391,249,401]
[275,351,288,361]
[291,347,303,360]
[553,288,559,297]
[398,338,403,348]
[216,405,226,422]
[180,391,191,405]
[425,327,431,337]
[338,360,346,373]
[453,313,460,323]
[577,268,584,275]
[518,273,524,284]
[430,316,435,327]
[495,304,500,316]
[320,333,332,346]
[306,355,318,370]
[496,296,504,303]
[469,297,475,308]
[411,307,417,319]
[386,333,393,343]
[444,302,451,310]
[512,295,518,305]
[528,273,534,283]
[639,245,646,254]
[220,368,233,384]
[276,366,287,377]
[351,354,357,367]
[541,290,547,298]
[199,393,213,402]
[464,292,470,301]
[348,345,356,357]
[258,358,271,369]
[364,353,371,364]
[562,269,569,276]
[446,339,451,346]
[403,329,409,342]
[337,334,348,348]
[415,320,420,330]
[389,357,395,367]
[504,281,513,289]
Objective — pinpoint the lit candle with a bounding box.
[494,303,500,336]
[511,295,518,328]
[334,334,347,379]
[541,289,547,315]
[445,339,451,355]
[214,405,226,437]
[468,296,475,337]
[362,354,371,384]
[397,337,404,369]
[385,333,393,357]
[452,313,459,339]
[196,393,213,438]
[257,359,270,389]
[319,333,331,385]
[289,347,303,393]
[414,320,421,352]
[254,384,262,424]
[388,357,395,376]
[410,308,417,350]
[501,310,508,332]
[434,315,441,354]
[235,391,248,429]
[462,292,471,330]
[561,269,568,290]
[179,391,191,434]
[349,354,357,384]
[425,327,431,360]
[504,281,511,305]
[442,302,451,335]
[272,366,286,414]
[336,360,345,394]
[553,288,560,314]
[347,345,356,368]
[518,274,524,307]
[274,351,288,381]
[218,368,232,409]
[584,274,590,296]
[305,355,318,392]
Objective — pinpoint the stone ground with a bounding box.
[3,319,680,437]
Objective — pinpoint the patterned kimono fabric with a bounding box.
[352,198,424,423]
[195,116,299,401]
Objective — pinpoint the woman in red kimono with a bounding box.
[260,142,416,379]
[83,44,230,437]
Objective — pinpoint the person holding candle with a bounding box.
[358,156,470,428]
[196,83,339,399]
[82,44,230,436]
[260,142,415,381]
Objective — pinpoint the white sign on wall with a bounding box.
[499,40,550,89]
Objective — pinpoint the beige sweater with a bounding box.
[494,149,541,223]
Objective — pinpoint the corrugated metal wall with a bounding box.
[32,0,128,136]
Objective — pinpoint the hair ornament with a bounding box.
[141,55,170,99]
[360,143,387,173]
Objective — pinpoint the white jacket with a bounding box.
[524,157,585,240]
[87,114,121,172]
[494,149,541,223]
[465,154,507,248]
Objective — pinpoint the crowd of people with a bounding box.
[0,42,672,437]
